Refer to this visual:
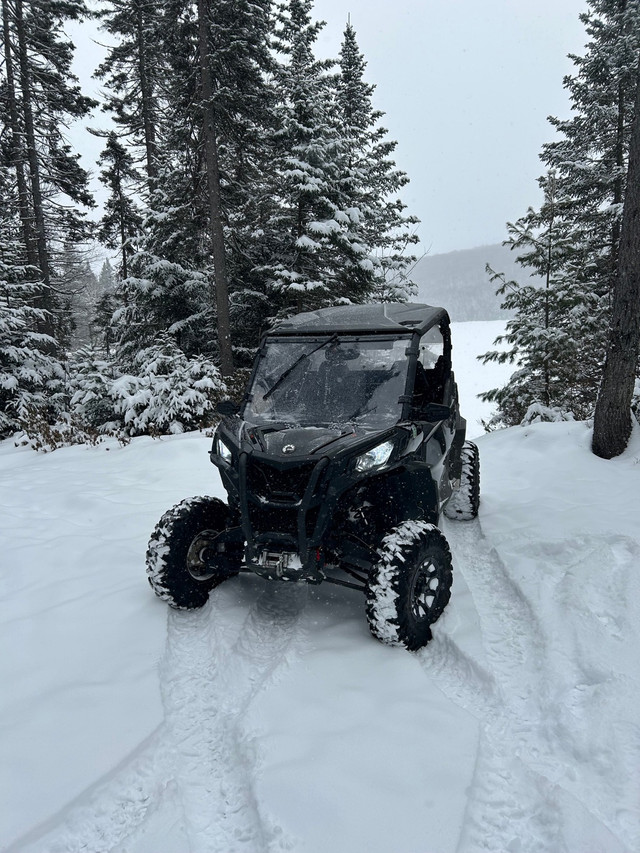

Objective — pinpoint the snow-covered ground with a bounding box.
[2,321,639,853]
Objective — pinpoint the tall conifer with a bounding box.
[336,22,418,301]
[96,132,143,280]
[261,1,374,314]
[95,0,164,185]
[485,0,640,426]
[1,0,96,347]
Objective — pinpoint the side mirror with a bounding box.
[216,399,240,417]
[420,403,451,422]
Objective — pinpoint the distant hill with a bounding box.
[408,243,541,322]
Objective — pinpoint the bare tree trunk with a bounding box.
[610,77,625,295]
[592,66,640,459]
[118,175,129,281]
[14,0,54,341]
[135,0,157,183]
[543,179,556,407]
[1,0,36,269]
[197,0,234,377]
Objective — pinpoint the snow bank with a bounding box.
[471,419,640,852]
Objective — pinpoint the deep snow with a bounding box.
[1,321,639,853]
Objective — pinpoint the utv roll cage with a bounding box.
[261,303,453,423]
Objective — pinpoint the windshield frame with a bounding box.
[242,333,416,429]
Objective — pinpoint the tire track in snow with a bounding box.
[5,730,171,853]
[7,582,307,853]
[160,582,307,853]
[503,533,640,853]
[420,519,637,853]
[419,520,565,853]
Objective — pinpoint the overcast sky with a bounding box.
[72,0,589,257]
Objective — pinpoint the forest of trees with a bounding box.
[481,0,640,449]
[0,0,418,445]
[2,0,640,451]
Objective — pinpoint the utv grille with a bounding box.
[249,505,298,538]
[247,458,317,504]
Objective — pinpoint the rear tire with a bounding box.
[146,496,241,610]
[444,440,480,521]
[366,520,453,651]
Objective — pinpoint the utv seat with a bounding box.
[414,357,445,408]
[315,362,368,418]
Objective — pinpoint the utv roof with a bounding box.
[272,303,449,336]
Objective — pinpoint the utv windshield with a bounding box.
[244,336,411,429]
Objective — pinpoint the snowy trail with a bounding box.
[8,583,307,853]
[420,520,564,853]
[420,518,639,853]
[4,418,640,853]
[159,583,307,853]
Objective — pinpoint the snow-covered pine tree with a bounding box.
[484,0,640,426]
[92,288,118,357]
[480,173,605,425]
[67,345,118,433]
[0,169,64,438]
[98,259,116,293]
[112,173,213,371]
[1,0,96,349]
[543,0,640,299]
[263,0,379,315]
[90,259,117,356]
[109,332,226,436]
[95,131,143,280]
[200,0,277,351]
[336,21,418,302]
[0,272,65,438]
[95,0,164,185]
[56,246,101,350]
[107,0,278,371]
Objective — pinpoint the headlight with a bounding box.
[217,437,232,463]
[355,440,394,472]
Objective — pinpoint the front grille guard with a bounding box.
[238,452,330,569]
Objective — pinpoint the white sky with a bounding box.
[71,0,589,257]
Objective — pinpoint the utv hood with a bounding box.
[243,424,378,457]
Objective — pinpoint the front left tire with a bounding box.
[146,496,241,610]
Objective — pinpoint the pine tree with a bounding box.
[543,0,640,298]
[107,0,279,372]
[480,173,606,425]
[89,259,117,356]
[95,131,143,280]
[262,0,378,315]
[484,0,640,426]
[336,21,418,301]
[0,169,64,437]
[109,332,226,436]
[1,0,96,347]
[113,175,213,370]
[56,248,101,349]
[95,0,164,184]
[98,259,116,293]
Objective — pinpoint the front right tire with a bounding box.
[365,520,453,651]
[146,496,241,610]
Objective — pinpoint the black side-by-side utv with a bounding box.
[146,303,480,650]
